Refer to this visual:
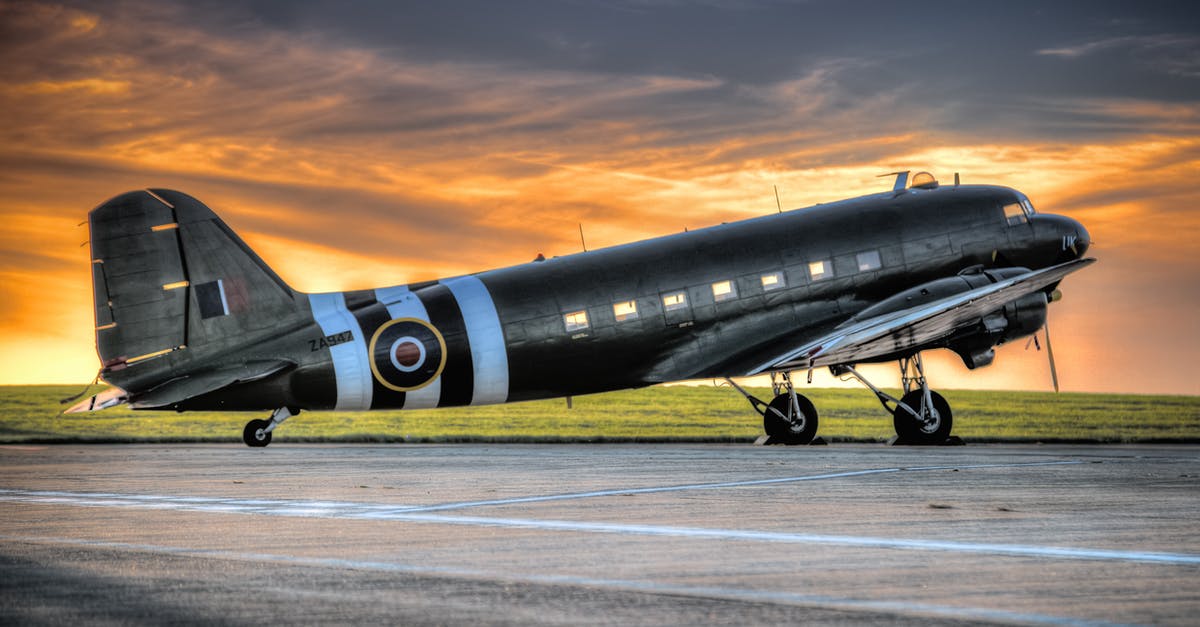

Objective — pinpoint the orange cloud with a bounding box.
[0,1,1196,395]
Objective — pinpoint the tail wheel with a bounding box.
[243,419,272,447]
[893,390,953,444]
[763,393,819,445]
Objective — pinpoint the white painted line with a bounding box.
[0,534,1129,627]
[2,484,1197,566]
[0,461,1076,516]
[394,460,1083,513]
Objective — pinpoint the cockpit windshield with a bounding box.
[1003,193,1036,225]
[1019,193,1036,216]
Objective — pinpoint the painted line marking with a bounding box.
[0,534,1130,627]
[392,460,1084,513]
[3,484,1199,566]
[0,460,1075,516]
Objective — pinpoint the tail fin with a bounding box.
[89,189,302,391]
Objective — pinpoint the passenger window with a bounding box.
[856,250,882,272]
[613,300,638,322]
[712,280,737,302]
[563,310,589,332]
[662,291,688,311]
[808,260,831,281]
[761,271,785,291]
[1003,202,1027,225]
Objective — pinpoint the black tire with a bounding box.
[893,390,953,444]
[763,392,819,445]
[243,419,272,447]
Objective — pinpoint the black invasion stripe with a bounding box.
[343,289,377,311]
[414,283,474,407]
[344,290,407,410]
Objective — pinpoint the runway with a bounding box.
[2,444,1197,625]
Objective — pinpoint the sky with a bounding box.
[0,0,1197,395]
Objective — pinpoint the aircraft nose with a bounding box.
[1066,217,1090,258]
[1035,214,1091,262]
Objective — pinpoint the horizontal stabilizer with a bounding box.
[131,360,295,409]
[65,386,129,413]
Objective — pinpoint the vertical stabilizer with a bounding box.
[89,189,302,392]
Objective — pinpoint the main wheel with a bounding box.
[893,390,953,444]
[763,392,819,445]
[243,419,272,447]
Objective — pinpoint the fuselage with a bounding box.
[147,182,1087,413]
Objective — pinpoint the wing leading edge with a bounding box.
[745,258,1096,376]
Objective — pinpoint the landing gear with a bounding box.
[242,406,298,448]
[764,391,819,445]
[728,352,955,445]
[834,353,955,445]
[894,389,952,444]
[727,372,819,445]
[243,419,271,447]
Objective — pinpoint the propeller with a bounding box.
[1044,320,1060,393]
[1027,290,1063,392]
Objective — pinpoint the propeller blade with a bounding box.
[1044,322,1060,393]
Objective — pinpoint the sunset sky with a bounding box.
[1,1,1197,395]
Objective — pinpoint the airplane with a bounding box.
[68,171,1093,447]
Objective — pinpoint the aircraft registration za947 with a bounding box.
[69,172,1093,447]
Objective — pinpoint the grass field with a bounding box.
[2,384,1198,443]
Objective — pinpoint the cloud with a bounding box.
[1038,34,1200,78]
[0,0,1197,393]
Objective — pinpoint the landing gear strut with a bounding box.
[727,372,819,445]
[833,353,954,444]
[243,406,298,448]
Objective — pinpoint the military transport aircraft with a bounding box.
[69,172,1092,447]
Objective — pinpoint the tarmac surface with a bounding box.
[1,443,1198,625]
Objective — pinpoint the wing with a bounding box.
[745,258,1095,375]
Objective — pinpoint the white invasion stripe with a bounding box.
[0,535,1126,626]
[375,285,419,310]
[441,275,509,405]
[308,292,371,410]
[374,285,440,409]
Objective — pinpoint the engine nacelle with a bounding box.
[948,287,1047,369]
[853,266,1050,370]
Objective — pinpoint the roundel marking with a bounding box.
[390,336,426,372]
[368,318,447,392]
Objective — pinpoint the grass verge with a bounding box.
[2,385,1197,444]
